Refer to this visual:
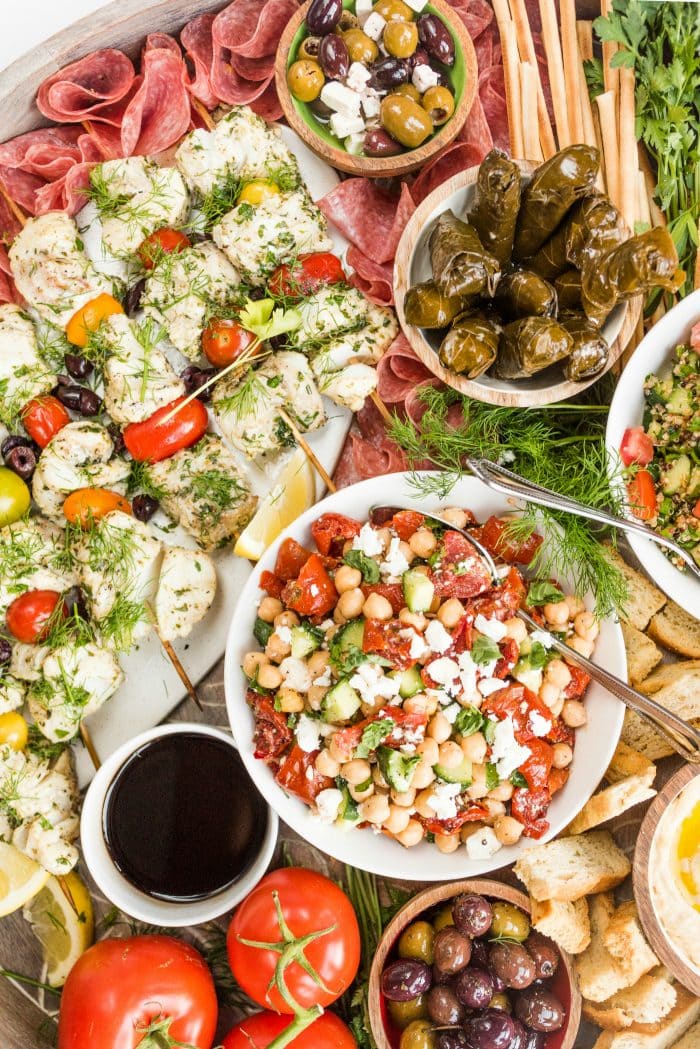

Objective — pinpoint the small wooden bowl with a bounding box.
[393,163,642,408]
[633,765,700,995]
[275,0,478,177]
[368,878,582,1049]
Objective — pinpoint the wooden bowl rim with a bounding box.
[393,161,642,408]
[274,0,478,177]
[633,764,700,995]
[368,877,582,1049]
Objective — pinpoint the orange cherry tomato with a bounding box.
[63,487,132,527]
[138,227,191,270]
[627,469,657,521]
[693,499,700,520]
[202,318,257,368]
[65,293,124,348]
[123,396,208,463]
[6,590,64,643]
[21,395,70,448]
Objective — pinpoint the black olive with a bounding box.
[381,959,432,1002]
[489,943,537,991]
[453,893,493,938]
[124,278,146,316]
[427,984,463,1025]
[525,933,559,980]
[63,586,89,622]
[181,365,216,401]
[132,494,160,522]
[55,384,102,416]
[2,434,38,460]
[515,988,566,1032]
[4,443,37,481]
[107,423,126,455]
[433,928,472,975]
[64,353,93,380]
[0,638,11,667]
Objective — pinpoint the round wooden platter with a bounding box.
[393,162,643,408]
[275,0,478,177]
[633,764,700,996]
[368,878,582,1049]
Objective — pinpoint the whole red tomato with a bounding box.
[223,1010,356,1049]
[21,395,70,448]
[6,590,63,643]
[123,397,208,462]
[58,935,217,1049]
[202,318,256,368]
[269,252,345,299]
[138,227,191,269]
[227,868,361,1014]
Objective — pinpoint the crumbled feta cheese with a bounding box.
[425,619,453,654]
[529,711,553,737]
[478,677,508,697]
[355,0,373,24]
[402,628,429,660]
[315,788,344,824]
[280,657,312,693]
[400,743,417,754]
[361,89,381,120]
[490,718,532,779]
[330,112,366,139]
[513,666,543,693]
[320,619,334,631]
[426,656,461,687]
[466,826,502,860]
[320,80,362,117]
[474,615,508,642]
[427,781,462,820]
[344,132,366,155]
[443,702,461,725]
[529,629,555,649]
[362,10,387,39]
[349,662,401,705]
[380,536,410,581]
[346,61,373,92]
[313,667,332,687]
[296,714,322,753]
[352,522,385,557]
[274,625,292,645]
[457,650,479,701]
[404,0,428,11]
[496,564,512,579]
[412,63,440,93]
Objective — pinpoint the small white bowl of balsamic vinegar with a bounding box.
[81,723,278,926]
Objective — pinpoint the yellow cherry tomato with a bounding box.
[63,487,132,528]
[0,712,29,751]
[238,180,282,206]
[65,293,124,348]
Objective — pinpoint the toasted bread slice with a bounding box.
[622,668,700,759]
[567,772,657,835]
[605,741,656,784]
[513,831,631,902]
[637,661,700,695]
[583,973,677,1030]
[530,896,591,954]
[604,546,666,630]
[621,621,663,686]
[576,895,659,1003]
[592,988,700,1049]
[648,603,700,659]
[671,1019,700,1049]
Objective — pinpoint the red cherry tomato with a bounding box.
[222,1010,357,1049]
[627,469,657,521]
[123,397,208,462]
[202,318,257,368]
[274,537,312,581]
[269,252,346,299]
[391,510,425,540]
[275,745,332,803]
[280,554,337,616]
[6,590,64,643]
[311,513,362,556]
[138,227,191,270]
[518,737,555,790]
[511,786,551,839]
[362,618,416,670]
[332,707,428,760]
[21,396,70,448]
[227,868,361,1014]
[620,426,654,466]
[58,935,217,1049]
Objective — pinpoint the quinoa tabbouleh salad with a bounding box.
[242,507,598,858]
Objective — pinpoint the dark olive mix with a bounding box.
[319,33,349,79]
[0,638,12,667]
[510,1018,529,1049]
[489,943,536,990]
[433,927,471,974]
[525,933,559,980]
[132,494,160,522]
[417,13,455,66]
[515,988,566,1032]
[470,938,490,969]
[306,0,342,36]
[436,1033,470,1049]
[382,959,433,1002]
[124,278,146,316]
[181,365,216,401]
[298,35,322,61]
[63,586,89,622]
[364,128,405,157]
[426,984,463,1025]
[453,893,493,938]
[369,56,410,90]
[454,966,494,1009]
[465,1010,517,1049]
[55,384,101,416]
[64,352,93,380]
[3,443,37,481]
[388,995,429,1029]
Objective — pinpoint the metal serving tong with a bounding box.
[371,504,700,764]
[465,456,700,585]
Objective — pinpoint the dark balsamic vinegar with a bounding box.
[103,733,267,902]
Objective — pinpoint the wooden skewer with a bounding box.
[192,99,215,131]
[80,723,102,770]
[157,630,203,710]
[560,0,583,143]
[637,170,651,229]
[575,22,605,191]
[519,63,543,162]
[595,91,621,212]
[370,390,394,428]
[278,408,336,493]
[508,0,556,158]
[495,9,525,159]
[538,0,571,150]
[57,876,82,918]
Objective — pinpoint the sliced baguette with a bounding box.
[622,669,700,759]
[606,741,656,784]
[637,661,700,696]
[592,988,700,1049]
[576,895,659,1003]
[530,896,591,954]
[567,772,657,835]
[648,603,700,659]
[671,1019,700,1049]
[605,901,659,971]
[621,621,663,685]
[583,973,677,1030]
[513,831,631,902]
[604,546,666,630]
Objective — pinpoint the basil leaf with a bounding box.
[485,762,500,791]
[253,616,273,647]
[344,549,380,584]
[335,777,359,821]
[527,581,565,606]
[454,705,485,737]
[471,635,501,666]
[510,770,528,788]
[355,718,394,758]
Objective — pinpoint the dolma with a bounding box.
[581,227,685,325]
[467,149,522,266]
[429,211,501,298]
[438,312,500,379]
[494,317,573,379]
[560,315,610,381]
[494,270,557,320]
[554,269,583,311]
[529,194,627,279]
[513,144,600,260]
[404,280,464,328]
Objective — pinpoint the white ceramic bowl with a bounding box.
[81,723,278,925]
[606,288,700,616]
[224,473,626,880]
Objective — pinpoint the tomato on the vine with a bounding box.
[6,590,64,643]
[222,1010,356,1049]
[202,318,256,368]
[21,395,70,448]
[138,227,191,269]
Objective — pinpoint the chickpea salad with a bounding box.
[243,507,597,857]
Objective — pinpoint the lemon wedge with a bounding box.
[24,870,94,987]
[234,448,316,561]
[0,843,51,918]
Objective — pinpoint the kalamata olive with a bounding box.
[470,938,490,970]
[382,960,433,1002]
[453,893,493,938]
[491,972,506,992]
[181,365,216,401]
[124,278,146,316]
[510,1019,529,1049]
[454,966,494,1009]
[399,1019,436,1049]
[436,1033,470,1049]
[63,585,89,621]
[432,964,451,986]
[384,20,419,59]
[2,435,34,459]
[408,46,431,70]
[319,33,349,78]
[515,988,565,1032]
[433,927,471,975]
[132,494,159,522]
[388,995,429,1030]
[0,638,12,667]
[369,56,409,90]
[306,0,342,35]
[309,96,334,123]
[364,128,405,157]
[490,902,531,943]
[4,444,37,481]
[64,353,93,380]
[55,384,101,416]
[399,921,435,965]
[380,94,433,149]
[107,423,125,455]
[523,1030,545,1049]
[427,985,463,1025]
[417,13,455,66]
[298,35,322,61]
[489,943,536,991]
[525,933,559,980]
[465,1010,517,1049]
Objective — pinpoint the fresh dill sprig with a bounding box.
[197,170,243,231]
[98,595,151,652]
[25,726,70,763]
[86,166,131,219]
[215,368,266,419]
[127,460,166,500]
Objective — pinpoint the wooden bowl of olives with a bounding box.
[368,879,581,1049]
[275,0,477,176]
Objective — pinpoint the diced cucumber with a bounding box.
[291,624,322,659]
[661,454,691,495]
[376,746,421,792]
[434,756,473,785]
[322,679,361,723]
[334,618,364,655]
[390,666,424,698]
[667,385,693,417]
[402,568,435,613]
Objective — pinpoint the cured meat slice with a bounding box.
[0,243,20,306]
[120,48,191,157]
[347,247,394,307]
[0,127,103,216]
[181,14,218,109]
[37,49,135,124]
[318,180,415,266]
[377,335,433,403]
[213,0,298,60]
[334,399,408,489]
[144,33,182,57]
[450,0,494,39]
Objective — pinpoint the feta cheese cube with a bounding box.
[363,11,386,40]
[353,522,385,557]
[315,788,344,824]
[529,710,553,737]
[296,714,322,753]
[466,826,502,860]
[490,718,532,779]
[380,536,410,580]
[425,656,461,687]
[474,614,508,642]
[404,0,428,10]
[478,677,508,698]
[443,702,461,725]
[425,619,453,654]
[355,0,373,24]
[330,112,366,139]
[427,781,461,820]
[321,80,362,117]
[344,132,366,155]
[361,89,381,120]
[529,629,555,649]
[347,61,373,92]
[412,63,440,93]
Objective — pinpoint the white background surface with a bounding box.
[0,1,111,69]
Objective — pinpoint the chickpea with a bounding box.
[349,781,375,802]
[566,594,586,617]
[266,633,291,662]
[242,651,268,677]
[437,598,464,629]
[274,611,299,628]
[544,600,570,626]
[396,819,425,847]
[484,798,506,818]
[545,658,572,690]
[574,610,600,642]
[328,732,351,763]
[417,737,439,764]
[315,749,340,778]
[258,596,283,622]
[308,650,330,676]
[385,804,412,835]
[375,527,392,552]
[504,617,528,644]
[342,758,372,785]
[409,528,437,559]
[427,712,451,744]
[362,593,393,620]
[488,781,514,802]
[568,635,594,658]
[403,694,430,715]
[435,832,460,854]
[334,564,362,593]
[539,681,561,709]
[466,763,489,799]
[552,742,573,768]
[372,765,389,788]
[411,564,431,577]
[440,507,468,529]
[399,608,427,631]
[551,697,565,718]
[460,731,487,764]
[562,699,587,727]
[415,788,438,818]
[277,687,304,712]
[391,787,416,808]
[307,684,328,710]
[359,792,391,825]
[257,664,283,690]
[437,740,464,769]
[411,761,436,790]
[494,815,524,846]
[398,540,415,565]
[338,588,365,619]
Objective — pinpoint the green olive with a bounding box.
[490,901,531,943]
[339,9,360,29]
[398,920,435,964]
[432,905,455,932]
[374,0,414,21]
[342,27,378,63]
[421,85,455,126]
[380,94,433,149]
[399,1019,436,1049]
[393,83,422,103]
[489,992,513,1013]
[383,20,419,58]
[388,995,429,1030]
[298,35,322,61]
[287,59,325,102]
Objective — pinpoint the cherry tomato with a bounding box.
[477,515,543,565]
[419,804,489,837]
[275,745,333,803]
[21,395,70,448]
[238,180,281,206]
[0,712,29,751]
[138,227,191,269]
[58,935,217,1049]
[0,466,30,526]
[627,469,657,521]
[280,554,337,616]
[391,510,425,541]
[6,590,64,643]
[65,293,124,348]
[227,868,361,1013]
[259,570,284,599]
[511,786,551,839]
[202,318,257,368]
[620,426,654,467]
[269,252,346,299]
[63,487,132,527]
[222,1010,356,1049]
[123,397,208,463]
[274,537,312,581]
[311,512,362,556]
[249,693,293,762]
[332,708,428,760]
[518,737,554,790]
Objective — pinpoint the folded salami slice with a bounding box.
[37,49,136,123]
[120,48,191,157]
[181,14,218,110]
[377,334,433,404]
[213,0,298,60]
[334,399,408,488]
[347,247,395,307]
[319,180,415,267]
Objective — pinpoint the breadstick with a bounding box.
[595,91,620,211]
[618,64,638,230]
[560,0,583,142]
[638,145,666,227]
[494,5,525,159]
[520,62,543,162]
[601,0,620,98]
[508,0,557,157]
[637,170,651,229]
[575,25,604,190]
[538,0,570,149]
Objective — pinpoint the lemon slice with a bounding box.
[0,843,51,918]
[24,870,94,987]
[234,448,316,560]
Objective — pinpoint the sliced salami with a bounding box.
[377,334,433,403]
[181,14,218,110]
[213,0,298,60]
[319,180,415,266]
[144,33,183,57]
[37,49,136,124]
[449,0,494,41]
[120,48,191,157]
[334,399,408,488]
[347,246,394,307]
